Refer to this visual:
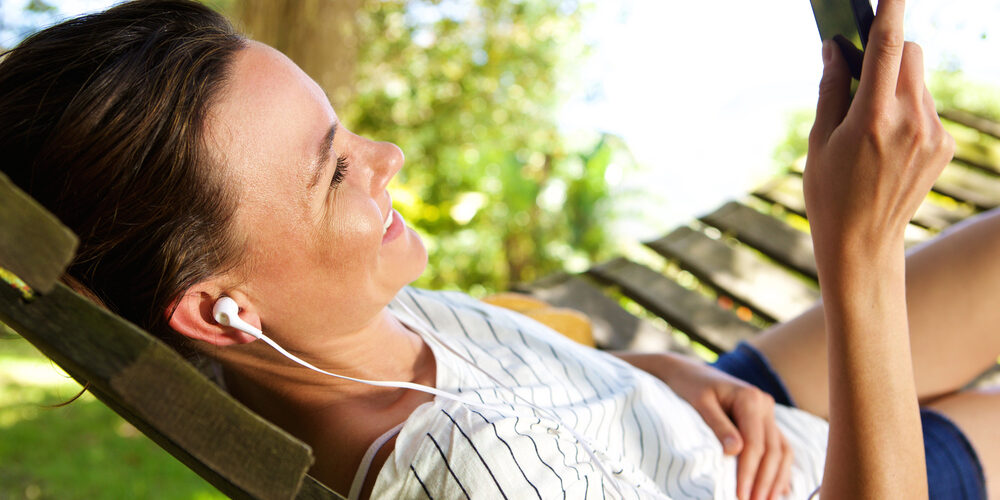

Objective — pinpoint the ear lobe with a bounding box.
[168,289,261,347]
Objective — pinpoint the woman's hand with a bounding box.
[803,2,954,267]
[613,352,792,500]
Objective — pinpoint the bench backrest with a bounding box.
[0,171,342,500]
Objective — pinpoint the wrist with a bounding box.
[813,232,906,284]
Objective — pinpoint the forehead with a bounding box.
[206,41,334,190]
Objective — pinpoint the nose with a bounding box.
[369,140,404,193]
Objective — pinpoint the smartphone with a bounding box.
[809,0,875,80]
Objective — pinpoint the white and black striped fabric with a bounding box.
[369,288,828,499]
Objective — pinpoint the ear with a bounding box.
[167,286,261,347]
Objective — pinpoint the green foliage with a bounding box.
[24,0,56,14]
[772,109,816,171]
[343,0,630,294]
[930,71,1000,121]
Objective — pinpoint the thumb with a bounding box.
[698,396,743,455]
[811,39,852,144]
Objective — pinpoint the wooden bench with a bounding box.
[0,172,342,499]
[2,107,998,498]
[517,109,1000,390]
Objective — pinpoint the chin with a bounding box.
[391,228,428,288]
[406,234,429,284]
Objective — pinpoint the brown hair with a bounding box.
[0,0,247,354]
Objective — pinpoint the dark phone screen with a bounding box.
[809,0,875,80]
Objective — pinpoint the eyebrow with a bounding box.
[307,122,338,191]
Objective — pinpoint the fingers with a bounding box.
[859,0,906,102]
[732,390,778,500]
[897,42,925,100]
[923,87,956,173]
[734,408,765,500]
[697,394,744,455]
[810,40,852,146]
[729,389,793,500]
[769,438,794,500]
[749,412,790,500]
[748,423,779,500]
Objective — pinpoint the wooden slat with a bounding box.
[0,171,78,293]
[517,273,686,354]
[912,199,972,231]
[750,175,809,216]
[933,162,1000,211]
[0,282,319,500]
[588,258,758,353]
[953,154,1000,177]
[645,227,819,323]
[940,108,1000,140]
[700,201,818,281]
[753,174,973,232]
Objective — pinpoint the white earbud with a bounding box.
[212,296,263,339]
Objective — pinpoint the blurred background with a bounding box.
[1,0,998,498]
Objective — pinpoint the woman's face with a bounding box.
[207,41,427,344]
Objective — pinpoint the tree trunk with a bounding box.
[231,0,361,110]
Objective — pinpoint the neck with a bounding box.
[215,306,437,496]
[214,309,435,424]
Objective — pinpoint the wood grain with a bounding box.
[0,172,78,293]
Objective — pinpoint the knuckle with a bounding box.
[857,110,888,137]
[694,391,716,409]
[743,432,764,450]
[903,41,924,60]
[873,25,905,53]
[735,387,774,413]
[859,116,892,151]
[752,389,775,408]
[818,72,842,95]
[742,441,764,459]
[903,118,929,143]
[941,130,957,156]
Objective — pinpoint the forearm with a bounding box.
[610,350,690,383]
[818,244,926,498]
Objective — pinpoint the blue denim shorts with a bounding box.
[713,342,987,499]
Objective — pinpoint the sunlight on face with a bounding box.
[206,42,427,347]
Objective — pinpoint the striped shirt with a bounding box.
[367,287,828,499]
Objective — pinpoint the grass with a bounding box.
[0,332,225,500]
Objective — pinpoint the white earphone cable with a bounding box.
[246,322,527,418]
[217,296,633,498]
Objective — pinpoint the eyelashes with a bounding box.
[330,154,350,189]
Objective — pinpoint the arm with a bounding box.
[804,0,954,496]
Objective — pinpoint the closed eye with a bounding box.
[330,154,350,189]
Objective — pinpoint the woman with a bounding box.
[0,0,994,498]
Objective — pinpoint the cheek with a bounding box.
[315,196,383,269]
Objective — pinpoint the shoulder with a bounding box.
[393,286,519,323]
[392,286,581,347]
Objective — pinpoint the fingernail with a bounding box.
[723,436,738,451]
[822,40,833,64]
